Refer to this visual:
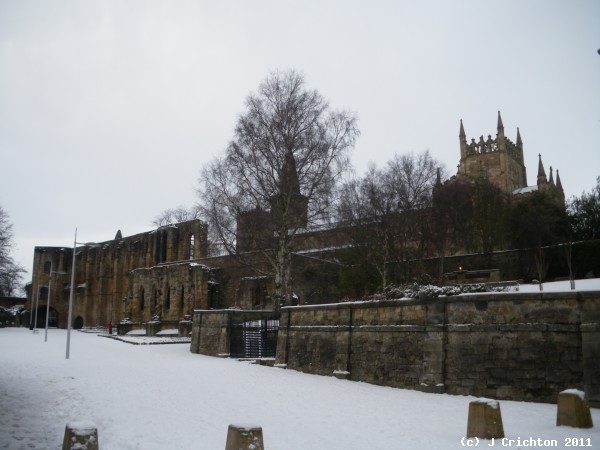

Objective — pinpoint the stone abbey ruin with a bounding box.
[25,113,599,405]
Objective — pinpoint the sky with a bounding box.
[1,0,599,284]
[2,325,599,449]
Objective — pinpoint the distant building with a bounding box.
[450,111,564,203]
[24,112,567,329]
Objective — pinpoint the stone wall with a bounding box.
[26,220,208,329]
[190,309,278,357]
[275,291,600,405]
[127,261,210,323]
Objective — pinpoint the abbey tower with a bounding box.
[455,111,564,203]
[457,111,527,194]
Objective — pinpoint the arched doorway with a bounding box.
[73,316,84,329]
[35,306,59,328]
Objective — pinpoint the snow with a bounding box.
[1,328,598,449]
[561,389,587,401]
[471,398,500,409]
[517,278,600,293]
[66,421,97,436]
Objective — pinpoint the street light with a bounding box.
[66,228,101,359]
[44,268,66,342]
[32,286,40,332]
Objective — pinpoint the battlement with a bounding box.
[458,112,527,193]
[465,135,522,159]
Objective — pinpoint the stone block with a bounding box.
[62,422,98,450]
[466,399,505,439]
[225,424,264,450]
[556,389,593,428]
[178,319,192,337]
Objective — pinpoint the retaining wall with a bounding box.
[274,291,600,405]
[190,310,278,357]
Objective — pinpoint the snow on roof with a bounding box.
[512,185,538,195]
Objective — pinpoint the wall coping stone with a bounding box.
[280,290,600,312]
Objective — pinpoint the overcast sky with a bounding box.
[1,0,599,283]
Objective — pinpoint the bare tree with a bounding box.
[337,151,444,292]
[0,206,26,297]
[198,70,359,310]
[338,165,398,291]
[430,180,474,278]
[387,150,440,212]
[471,180,509,262]
[152,205,202,227]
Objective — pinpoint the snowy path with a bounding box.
[1,328,598,449]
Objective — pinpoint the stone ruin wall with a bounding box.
[274,291,600,405]
[27,220,208,328]
[127,262,210,323]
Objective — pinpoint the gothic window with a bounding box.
[44,261,51,274]
[254,285,263,308]
[165,285,171,310]
[209,282,220,309]
[155,231,168,264]
[189,235,195,259]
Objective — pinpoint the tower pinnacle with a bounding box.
[497,111,504,133]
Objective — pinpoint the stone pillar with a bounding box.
[146,318,161,336]
[118,319,134,336]
[179,316,192,337]
[225,424,264,450]
[190,311,202,354]
[62,422,98,450]
[556,389,594,428]
[274,309,290,367]
[581,322,600,408]
[333,308,352,379]
[466,399,505,439]
[420,301,446,393]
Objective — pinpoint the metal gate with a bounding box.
[230,319,279,358]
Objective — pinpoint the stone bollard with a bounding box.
[466,399,505,439]
[225,424,264,450]
[557,389,593,428]
[62,422,99,450]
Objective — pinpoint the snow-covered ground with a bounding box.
[517,278,600,293]
[1,326,599,449]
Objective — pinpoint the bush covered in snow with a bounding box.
[0,304,24,326]
[362,282,513,301]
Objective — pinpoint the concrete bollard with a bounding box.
[62,422,99,450]
[466,399,505,439]
[225,424,264,450]
[557,389,593,428]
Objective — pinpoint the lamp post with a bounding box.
[32,287,40,332]
[66,229,100,359]
[44,268,66,342]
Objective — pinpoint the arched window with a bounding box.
[140,287,145,311]
[189,235,195,259]
[165,286,171,310]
